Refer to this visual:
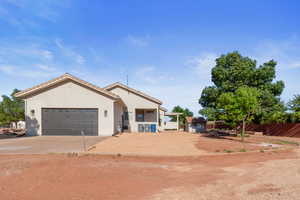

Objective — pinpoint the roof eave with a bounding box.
[14,73,120,100]
[104,82,163,105]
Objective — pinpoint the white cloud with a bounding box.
[137,84,203,116]
[55,39,85,65]
[289,62,300,69]
[0,64,60,78]
[187,52,217,77]
[250,37,300,102]
[76,55,85,65]
[39,50,53,60]
[36,64,56,72]
[135,66,155,83]
[0,65,14,74]
[54,38,64,49]
[0,0,70,30]
[135,66,174,84]
[0,44,54,62]
[22,48,53,61]
[252,37,300,69]
[126,35,150,47]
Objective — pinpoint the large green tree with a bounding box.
[170,106,193,126]
[0,89,24,126]
[286,95,300,122]
[217,86,260,141]
[199,107,218,121]
[288,95,300,112]
[199,51,284,123]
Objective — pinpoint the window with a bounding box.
[104,110,108,117]
[136,110,144,122]
[30,109,35,117]
[124,112,129,120]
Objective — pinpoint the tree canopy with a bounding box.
[199,51,284,123]
[199,107,218,121]
[217,86,260,141]
[171,106,193,126]
[288,95,300,112]
[0,89,24,125]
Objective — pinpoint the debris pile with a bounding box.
[0,128,26,137]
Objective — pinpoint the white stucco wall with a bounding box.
[164,121,178,130]
[158,109,165,131]
[25,81,116,136]
[114,101,123,133]
[108,87,160,132]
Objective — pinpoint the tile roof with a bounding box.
[14,73,120,99]
[104,82,162,105]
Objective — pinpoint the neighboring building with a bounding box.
[10,121,26,129]
[186,117,206,133]
[15,73,178,136]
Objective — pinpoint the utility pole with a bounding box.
[126,73,129,94]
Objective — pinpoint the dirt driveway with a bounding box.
[89,132,207,156]
[0,136,107,154]
[88,132,299,156]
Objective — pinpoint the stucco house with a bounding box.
[186,117,206,133]
[15,73,179,136]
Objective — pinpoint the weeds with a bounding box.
[236,134,250,138]
[67,152,79,157]
[273,140,300,146]
[224,149,233,153]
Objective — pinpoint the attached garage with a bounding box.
[42,108,98,136]
[15,73,121,136]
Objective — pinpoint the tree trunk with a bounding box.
[241,119,246,142]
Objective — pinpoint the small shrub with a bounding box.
[67,152,78,157]
[260,149,265,153]
[237,133,250,138]
[239,148,247,152]
[224,149,233,153]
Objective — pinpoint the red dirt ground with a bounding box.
[0,149,298,200]
[195,134,300,153]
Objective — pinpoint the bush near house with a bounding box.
[0,89,24,126]
[170,106,193,127]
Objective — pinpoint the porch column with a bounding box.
[157,107,159,132]
[177,114,179,131]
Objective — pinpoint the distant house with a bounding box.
[15,73,180,136]
[186,117,206,133]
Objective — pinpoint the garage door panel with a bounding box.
[42,108,98,136]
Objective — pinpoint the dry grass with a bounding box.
[89,131,300,156]
[89,132,207,156]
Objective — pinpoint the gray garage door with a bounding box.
[42,108,98,136]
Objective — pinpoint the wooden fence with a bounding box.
[246,123,300,137]
[206,121,300,137]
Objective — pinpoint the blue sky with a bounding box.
[0,0,300,115]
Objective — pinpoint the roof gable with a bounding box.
[104,82,162,105]
[15,73,120,99]
[160,106,168,112]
